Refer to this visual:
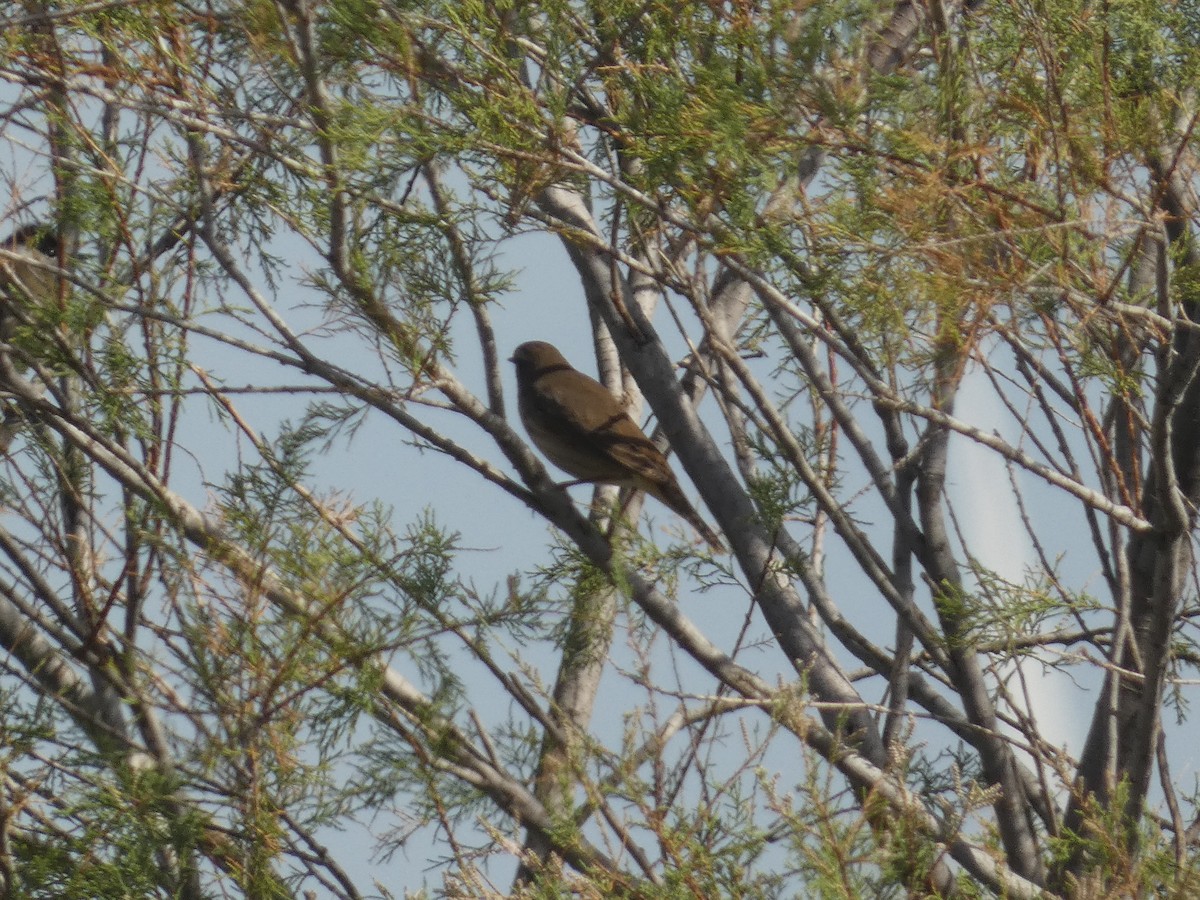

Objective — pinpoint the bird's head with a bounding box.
[2,223,59,259]
[510,341,570,377]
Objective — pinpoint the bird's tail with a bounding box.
[651,481,726,553]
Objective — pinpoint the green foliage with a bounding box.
[1047,782,1200,896]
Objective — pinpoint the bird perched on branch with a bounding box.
[0,223,59,338]
[511,340,725,551]
[0,223,61,451]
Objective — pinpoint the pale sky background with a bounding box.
[947,368,1091,763]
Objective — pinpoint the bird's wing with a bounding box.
[531,368,623,432]
[533,369,675,484]
[577,402,679,490]
[592,423,675,487]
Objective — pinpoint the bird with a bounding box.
[0,224,60,451]
[510,340,725,551]
[0,223,59,338]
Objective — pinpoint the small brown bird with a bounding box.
[511,340,724,551]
